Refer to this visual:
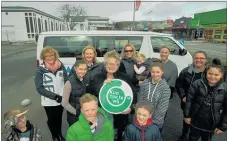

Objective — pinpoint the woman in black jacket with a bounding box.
[184,64,227,141]
[88,50,136,141]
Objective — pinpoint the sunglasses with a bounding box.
[124,50,133,53]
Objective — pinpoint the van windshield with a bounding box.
[43,36,143,58]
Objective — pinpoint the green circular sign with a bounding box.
[99,79,133,114]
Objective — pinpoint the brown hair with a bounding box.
[159,46,170,52]
[121,43,136,58]
[193,51,207,59]
[135,102,152,114]
[40,46,59,60]
[150,62,164,71]
[79,93,98,107]
[74,60,87,68]
[82,45,98,63]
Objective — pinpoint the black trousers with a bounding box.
[44,105,63,138]
[181,120,191,137]
[189,126,213,141]
[114,114,128,141]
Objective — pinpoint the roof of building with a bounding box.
[40,30,173,37]
[70,16,109,22]
[173,17,192,27]
[1,6,64,21]
[194,8,227,24]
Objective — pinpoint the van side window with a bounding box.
[43,36,143,58]
[95,36,143,57]
[150,37,181,55]
[43,36,94,58]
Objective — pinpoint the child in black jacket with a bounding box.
[184,64,227,141]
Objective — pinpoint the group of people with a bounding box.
[3,43,227,141]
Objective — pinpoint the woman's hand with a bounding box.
[121,108,131,115]
[184,118,191,125]
[104,78,113,84]
[215,128,223,134]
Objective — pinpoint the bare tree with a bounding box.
[57,4,86,30]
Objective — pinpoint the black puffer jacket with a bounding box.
[184,77,227,131]
[175,65,204,109]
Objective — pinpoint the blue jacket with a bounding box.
[124,118,162,141]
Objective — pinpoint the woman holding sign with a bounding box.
[34,46,68,141]
[138,59,171,132]
[87,50,135,141]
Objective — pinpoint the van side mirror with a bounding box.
[179,48,187,56]
[179,39,184,45]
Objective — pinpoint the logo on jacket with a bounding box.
[99,79,133,114]
[58,72,63,77]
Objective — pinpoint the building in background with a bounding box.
[152,19,173,34]
[188,8,227,42]
[172,17,192,40]
[1,6,68,43]
[70,16,114,31]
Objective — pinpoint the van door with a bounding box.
[150,36,192,74]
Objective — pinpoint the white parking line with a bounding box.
[188,48,226,55]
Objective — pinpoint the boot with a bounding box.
[52,136,60,141]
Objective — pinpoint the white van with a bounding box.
[36,31,193,74]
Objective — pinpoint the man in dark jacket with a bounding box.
[124,102,162,141]
[184,64,227,141]
[175,51,207,141]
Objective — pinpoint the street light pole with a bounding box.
[132,1,136,31]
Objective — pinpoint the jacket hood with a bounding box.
[14,120,32,133]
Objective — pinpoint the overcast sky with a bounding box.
[2,1,226,21]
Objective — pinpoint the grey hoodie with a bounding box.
[138,78,171,125]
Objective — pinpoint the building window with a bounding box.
[31,34,34,38]
[214,35,221,39]
[224,30,227,34]
[56,23,58,31]
[28,34,31,38]
[25,17,30,33]
[34,18,38,33]
[25,13,28,16]
[38,18,42,33]
[223,35,227,39]
[45,20,48,31]
[51,21,53,31]
[29,13,32,16]
[29,17,34,33]
[5,12,8,15]
[60,24,61,31]
[215,30,222,34]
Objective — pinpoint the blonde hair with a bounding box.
[104,50,121,64]
[40,46,59,60]
[135,52,146,62]
[121,43,136,59]
[79,93,98,106]
[82,45,98,63]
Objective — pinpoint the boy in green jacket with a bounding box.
[66,93,114,141]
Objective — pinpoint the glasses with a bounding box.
[124,50,133,53]
[106,63,119,67]
[194,57,206,60]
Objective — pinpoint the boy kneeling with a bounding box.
[124,102,162,141]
